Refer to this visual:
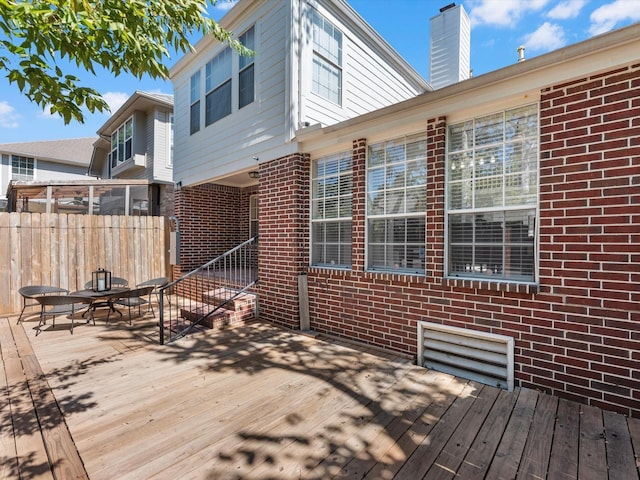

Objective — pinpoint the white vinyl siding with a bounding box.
[172,2,290,185]
[446,104,538,282]
[170,0,426,187]
[301,4,425,129]
[150,110,174,183]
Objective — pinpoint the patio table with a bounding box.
[70,287,130,318]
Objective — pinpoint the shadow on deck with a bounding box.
[2,310,640,479]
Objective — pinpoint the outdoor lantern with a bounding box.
[92,268,112,292]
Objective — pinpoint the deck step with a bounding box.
[202,287,257,311]
[180,299,256,330]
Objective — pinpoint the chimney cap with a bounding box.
[440,3,456,13]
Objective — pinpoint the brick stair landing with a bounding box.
[180,288,257,329]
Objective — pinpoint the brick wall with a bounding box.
[301,63,640,416]
[174,183,249,272]
[256,153,310,328]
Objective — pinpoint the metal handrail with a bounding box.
[159,236,258,344]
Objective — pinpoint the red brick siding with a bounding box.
[256,154,310,328]
[302,64,640,416]
[174,183,251,272]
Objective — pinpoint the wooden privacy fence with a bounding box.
[0,213,169,315]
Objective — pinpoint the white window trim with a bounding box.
[238,25,256,110]
[365,134,427,275]
[311,151,353,269]
[11,155,36,181]
[444,104,540,284]
[205,47,232,126]
[311,10,343,106]
[110,116,134,169]
[189,71,201,135]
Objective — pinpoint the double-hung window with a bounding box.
[190,72,201,135]
[11,155,34,180]
[238,26,255,109]
[312,11,342,105]
[447,104,538,282]
[367,135,427,274]
[205,47,232,126]
[110,118,133,169]
[312,152,352,267]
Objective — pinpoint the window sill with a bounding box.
[308,265,351,274]
[444,276,539,294]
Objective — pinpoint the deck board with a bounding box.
[0,319,54,480]
[517,392,558,479]
[423,384,500,480]
[484,386,538,479]
[1,315,639,480]
[578,404,609,480]
[547,398,580,480]
[603,409,638,480]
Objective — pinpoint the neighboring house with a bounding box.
[170,0,640,416]
[170,0,434,269]
[0,138,95,211]
[89,90,175,217]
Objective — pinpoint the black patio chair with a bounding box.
[136,277,170,316]
[107,286,155,324]
[35,294,94,335]
[17,285,69,324]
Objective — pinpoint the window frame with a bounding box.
[238,26,255,110]
[190,71,201,135]
[445,104,539,284]
[311,151,353,269]
[205,47,232,126]
[110,117,133,169]
[366,134,427,275]
[311,10,343,106]
[11,155,35,181]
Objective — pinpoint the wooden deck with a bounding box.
[2,310,640,480]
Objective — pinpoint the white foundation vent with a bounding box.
[418,321,514,391]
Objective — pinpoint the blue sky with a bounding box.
[0,0,639,144]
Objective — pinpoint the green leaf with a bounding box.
[0,0,248,123]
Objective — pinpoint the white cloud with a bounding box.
[102,91,130,114]
[522,22,567,51]
[0,101,19,128]
[469,0,552,27]
[213,0,237,12]
[548,0,587,20]
[589,0,640,35]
